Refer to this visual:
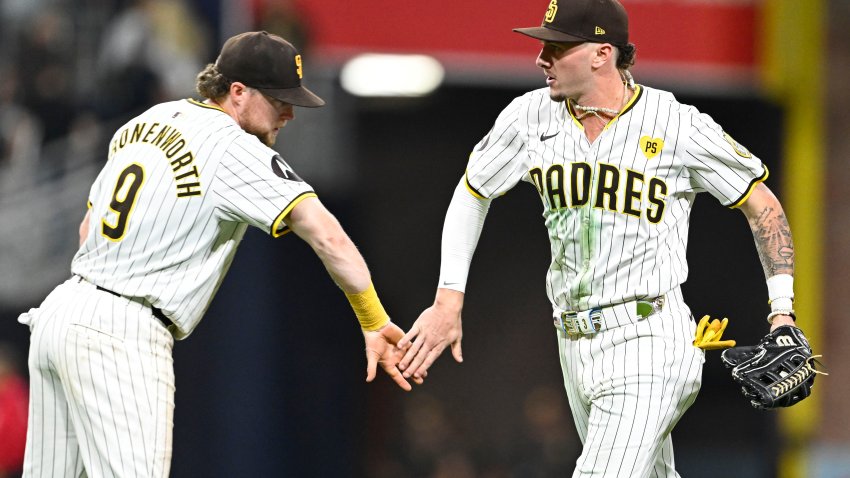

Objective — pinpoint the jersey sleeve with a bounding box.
[465,96,530,199]
[213,135,316,237]
[683,111,768,207]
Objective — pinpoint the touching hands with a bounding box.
[363,321,424,391]
[398,289,465,381]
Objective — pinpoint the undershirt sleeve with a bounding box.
[437,178,493,293]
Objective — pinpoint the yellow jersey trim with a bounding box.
[186,98,226,113]
[603,85,643,131]
[566,101,583,130]
[271,192,318,238]
[730,166,770,209]
[463,173,487,199]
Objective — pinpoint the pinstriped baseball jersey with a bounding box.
[465,85,767,313]
[71,99,315,339]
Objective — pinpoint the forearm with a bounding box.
[437,179,492,292]
[287,197,371,293]
[740,183,795,279]
[310,231,371,294]
[739,183,796,326]
[308,226,389,330]
[287,197,388,330]
[398,180,479,375]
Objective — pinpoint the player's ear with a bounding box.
[591,43,615,68]
[229,82,250,105]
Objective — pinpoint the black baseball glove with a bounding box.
[721,325,823,409]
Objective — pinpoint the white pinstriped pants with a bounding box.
[557,288,704,478]
[19,277,174,478]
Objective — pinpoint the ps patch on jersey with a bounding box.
[639,136,664,159]
[271,154,303,182]
[723,132,753,158]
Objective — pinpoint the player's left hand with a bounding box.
[363,321,424,391]
[693,315,736,350]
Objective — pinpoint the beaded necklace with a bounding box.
[572,70,636,121]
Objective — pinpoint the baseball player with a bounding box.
[398,0,799,476]
[18,31,418,478]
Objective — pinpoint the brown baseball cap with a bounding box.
[513,0,629,47]
[215,31,325,108]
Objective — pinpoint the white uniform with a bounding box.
[19,99,315,477]
[460,85,767,477]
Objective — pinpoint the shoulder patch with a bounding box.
[271,155,303,182]
[723,132,753,158]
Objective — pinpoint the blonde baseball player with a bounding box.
[18,31,418,478]
[398,1,800,476]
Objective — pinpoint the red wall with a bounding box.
[292,0,757,69]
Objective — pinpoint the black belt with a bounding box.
[95,285,174,329]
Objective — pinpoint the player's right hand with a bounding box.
[398,291,465,380]
[364,321,424,391]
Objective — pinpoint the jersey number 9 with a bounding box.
[101,163,145,241]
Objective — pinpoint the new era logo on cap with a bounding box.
[514,0,629,47]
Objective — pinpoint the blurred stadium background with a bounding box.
[0,0,847,476]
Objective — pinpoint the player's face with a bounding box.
[536,41,594,102]
[241,89,295,146]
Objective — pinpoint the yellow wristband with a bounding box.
[344,282,390,331]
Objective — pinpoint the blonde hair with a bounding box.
[195,63,233,100]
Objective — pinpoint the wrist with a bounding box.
[766,274,795,324]
[767,310,796,325]
[768,314,796,330]
[434,288,465,313]
[345,282,390,331]
[766,274,794,311]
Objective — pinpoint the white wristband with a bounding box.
[766,274,794,312]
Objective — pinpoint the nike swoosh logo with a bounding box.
[540,132,559,141]
[442,281,461,286]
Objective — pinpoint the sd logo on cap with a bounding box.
[514,0,629,47]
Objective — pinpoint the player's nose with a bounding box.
[536,49,551,69]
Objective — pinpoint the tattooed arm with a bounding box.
[740,183,794,276]
[739,182,796,329]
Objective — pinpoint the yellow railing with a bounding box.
[761,1,825,477]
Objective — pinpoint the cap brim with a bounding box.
[260,85,326,108]
[513,26,588,43]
